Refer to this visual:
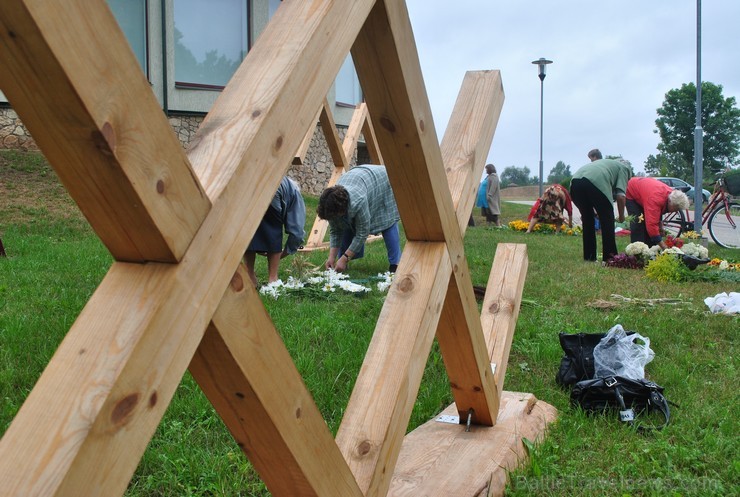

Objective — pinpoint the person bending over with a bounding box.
[317,165,401,273]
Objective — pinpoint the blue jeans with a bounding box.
[340,222,401,265]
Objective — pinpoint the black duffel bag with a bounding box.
[571,375,671,431]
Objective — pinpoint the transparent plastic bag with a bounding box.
[593,324,654,380]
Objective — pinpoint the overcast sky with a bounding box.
[404,1,740,177]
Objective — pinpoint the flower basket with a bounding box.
[723,170,740,196]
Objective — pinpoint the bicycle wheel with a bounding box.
[708,202,740,249]
[662,210,686,238]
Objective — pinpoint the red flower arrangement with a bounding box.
[665,235,684,249]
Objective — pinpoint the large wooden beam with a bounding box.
[0,1,379,495]
[336,241,452,496]
[361,107,385,165]
[190,266,362,497]
[434,71,505,425]
[442,71,505,230]
[320,98,350,171]
[337,3,500,495]
[481,243,529,395]
[0,0,210,262]
[352,1,458,246]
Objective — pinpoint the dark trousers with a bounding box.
[626,199,657,247]
[570,178,618,261]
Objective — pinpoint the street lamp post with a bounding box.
[693,0,704,236]
[532,57,552,198]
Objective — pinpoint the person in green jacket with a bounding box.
[570,158,631,261]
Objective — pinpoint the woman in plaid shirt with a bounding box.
[317,165,401,273]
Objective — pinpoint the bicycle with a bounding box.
[661,176,740,249]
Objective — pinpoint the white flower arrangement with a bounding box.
[622,240,708,266]
[662,247,684,255]
[258,268,393,299]
[259,280,285,299]
[625,242,650,257]
[719,260,730,270]
[376,271,394,292]
[681,242,709,259]
[648,245,663,258]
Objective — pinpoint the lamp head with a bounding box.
[531,57,553,81]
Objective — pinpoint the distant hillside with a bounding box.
[499,185,541,201]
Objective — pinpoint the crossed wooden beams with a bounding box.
[299,99,384,250]
[0,1,528,496]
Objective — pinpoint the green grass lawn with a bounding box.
[1,151,738,496]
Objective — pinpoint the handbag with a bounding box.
[570,376,671,431]
[555,332,607,387]
[555,330,635,387]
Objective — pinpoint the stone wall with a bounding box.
[0,107,360,196]
[0,108,39,151]
[287,126,359,196]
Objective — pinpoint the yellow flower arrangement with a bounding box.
[508,220,530,231]
[507,220,582,235]
[707,258,739,271]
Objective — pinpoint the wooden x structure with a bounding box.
[299,99,384,250]
[0,0,554,496]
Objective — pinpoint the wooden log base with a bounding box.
[388,391,557,497]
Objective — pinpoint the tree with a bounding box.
[644,153,674,176]
[547,161,571,184]
[500,165,532,187]
[654,82,740,179]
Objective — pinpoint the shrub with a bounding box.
[644,253,689,282]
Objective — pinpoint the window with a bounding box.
[335,54,363,106]
[173,0,248,88]
[107,0,148,77]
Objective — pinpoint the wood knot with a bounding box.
[357,440,372,456]
[111,393,139,425]
[274,135,284,151]
[419,119,425,132]
[379,116,396,132]
[235,392,245,399]
[252,109,262,119]
[149,391,158,408]
[397,276,414,293]
[230,272,244,292]
[156,179,165,194]
[488,301,500,313]
[295,407,302,419]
